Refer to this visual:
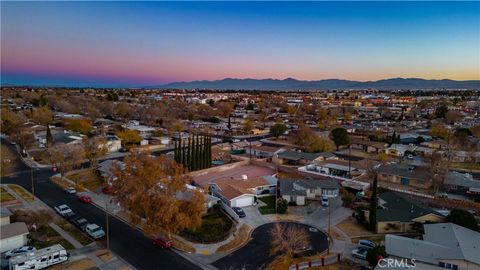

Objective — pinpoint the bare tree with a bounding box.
[269,223,311,258]
[48,144,85,180]
[84,137,108,168]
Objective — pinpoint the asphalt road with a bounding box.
[1,140,200,270]
[212,222,328,270]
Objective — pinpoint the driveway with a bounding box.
[212,222,328,270]
[240,205,269,228]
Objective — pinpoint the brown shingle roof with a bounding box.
[0,222,28,240]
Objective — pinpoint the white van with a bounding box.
[9,244,69,270]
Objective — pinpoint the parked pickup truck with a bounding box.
[85,224,105,239]
[54,204,74,217]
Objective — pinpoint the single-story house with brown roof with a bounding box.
[209,175,277,207]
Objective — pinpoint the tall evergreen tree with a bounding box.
[187,136,192,171]
[46,125,53,147]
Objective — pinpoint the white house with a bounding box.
[0,208,29,253]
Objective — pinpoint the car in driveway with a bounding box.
[352,247,369,260]
[358,239,376,250]
[55,204,74,217]
[85,224,105,239]
[232,207,246,218]
[102,185,115,195]
[79,195,93,204]
[5,246,36,259]
[64,187,77,194]
[70,216,90,231]
[153,237,173,249]
[321,196,329,207]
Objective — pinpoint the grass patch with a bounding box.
[181,207,234,243]
[30,225,75,250]
[58,222,93,246]
[217,224,251,252]
[1,187,16,202]
[450,162,480,171]
[258,195,276,215]
[336,217,371,237]
[171,236,196,253]
[66,169,103,191]
[8,184,34,202]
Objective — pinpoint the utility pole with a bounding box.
[30,157,35,200]
[105,200,110,251]
[327,200,331,254]
[348,144,351,179]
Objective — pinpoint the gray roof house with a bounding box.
[275,150,336,165]
[279,178,339,206]
[386,223,480,269]
[444,171,480,194]
[371,191,445,233]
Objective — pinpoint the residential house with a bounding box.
[384,144,417,157]
[443,171,480,195]
[104,135,122,152]
[273,150,337,166]
[377,163,432,190]
[97,159,125,184]
[279,178,339,206]
[209,175,277,207]
[366,191,445,233]
[0,208,29,253]
[245,144,284,159]
[386,223,480,270]
[350,138,387,153]
[125,120,155,139]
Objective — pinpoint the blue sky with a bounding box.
[1,1,479,86]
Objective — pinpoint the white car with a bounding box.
[85,224,105,239]
[5,246,36,259]
[55,204,74,217]
[321,196,329,207]
[64,187,77,194]
[352,247,369,260]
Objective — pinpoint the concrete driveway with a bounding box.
[239,205,269,228]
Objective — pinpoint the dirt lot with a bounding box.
[66,169,104,192]
[335,217,370,237]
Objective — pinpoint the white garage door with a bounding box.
[0,236,25,253]
[232,196,254,207]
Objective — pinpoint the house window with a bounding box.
[400,177,410,186]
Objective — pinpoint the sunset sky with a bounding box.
[1,1,479,87]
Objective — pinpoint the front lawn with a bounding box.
[66,169,103,191]
[1,187,15,202]
[58,222,93,246]
[29,224,75,250]
[8,184,34,202]
[258,195,276,215]
[181,207,234,243]
[29,150,51,165]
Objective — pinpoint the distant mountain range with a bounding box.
[153,77,480,90]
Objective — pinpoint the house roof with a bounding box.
[386,223,480,266]
[0,222,29,240]
[277,150,334,161]
[377,191,441,222]
[215,177,271,200]
[377,163,432,182]
[248,145,281,154]
[444,171,480,190]
[0,207,12,218]
[279,178,339,197]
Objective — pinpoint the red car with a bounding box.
[79,195,93,204]
[153,237,173,249]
